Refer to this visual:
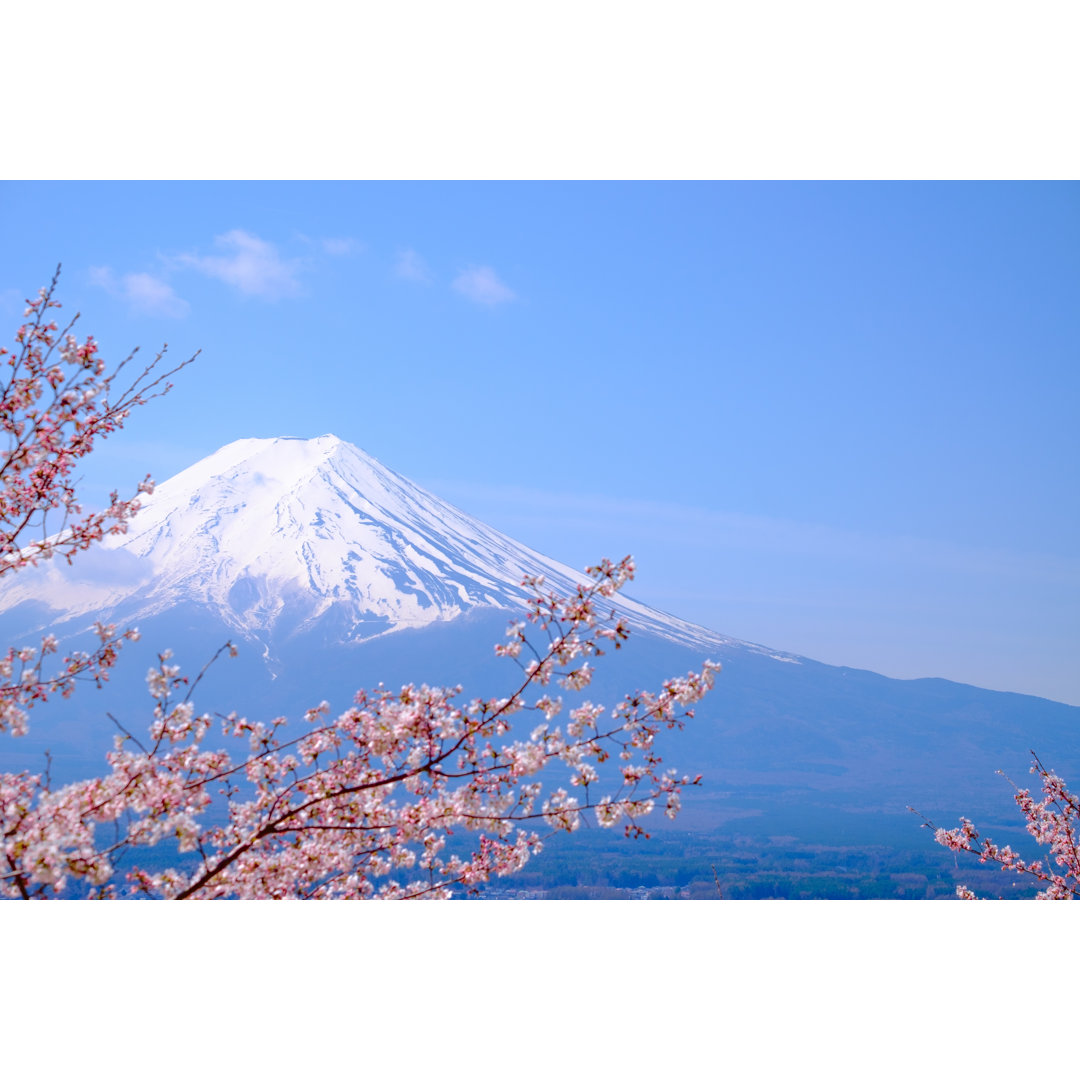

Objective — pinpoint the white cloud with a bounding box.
[452,265,515,306]
[322,236,359,256]
[0,286,25,315]
[123,272,190,317]
[176,229,303,299]
[395,248,430,283]
[88,265,116,290]
[89,266,189,318]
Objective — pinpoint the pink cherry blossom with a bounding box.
[914,751,1079,899]
[1,275,718,899]
[1,268,193,739]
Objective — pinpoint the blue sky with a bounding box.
[2,181,1078,702]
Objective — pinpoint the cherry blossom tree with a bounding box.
[1,267,193,738]
[1,274,718,899]
[914,753,1079,899]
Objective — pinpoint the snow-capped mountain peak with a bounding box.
[4,435,744,653]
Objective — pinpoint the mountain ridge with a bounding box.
[1,434,797,661]
[2,435,1076,838]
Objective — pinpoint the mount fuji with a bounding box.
[2,435,1077,862]
[2,434,775,658]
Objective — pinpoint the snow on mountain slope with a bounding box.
[2,435,779,655]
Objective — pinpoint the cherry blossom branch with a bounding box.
[1,557,718,899]
[912,752,1080,899]
[1,268,196,741]
[0,623,142,736]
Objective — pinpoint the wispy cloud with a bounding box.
[395,248,430,283]
[123,273,190,317]
[321,236,360,256]
[427,480,1080,589]
[0,287,23,315]
[452,265,516,306]
[174,229,303,299]
[89,266,189,318]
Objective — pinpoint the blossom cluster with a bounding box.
[0,622,141,736]
[1,269,192,738]
[919,752,1079,900]
[1,558,718,899]
[2,267,191,577]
